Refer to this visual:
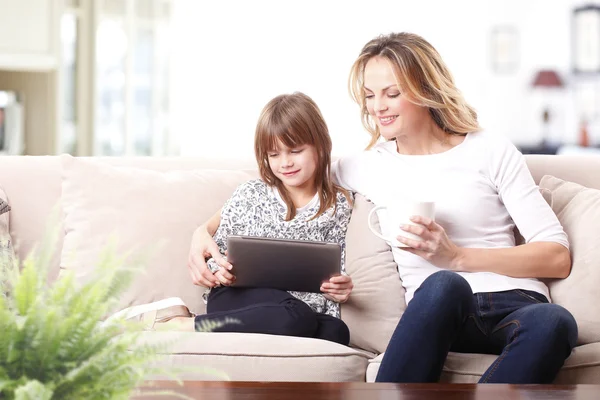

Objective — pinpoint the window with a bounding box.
[58,0,174,156]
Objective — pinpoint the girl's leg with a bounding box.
[195,286,319,338]
[314,313,350,345]
[375,270,476,383]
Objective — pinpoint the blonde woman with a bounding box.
[335,32,576,383]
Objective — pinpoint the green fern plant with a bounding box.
[0,227,183,400]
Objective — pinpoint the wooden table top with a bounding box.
[134,381,600,399]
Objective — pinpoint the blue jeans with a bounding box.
[375,270,578,383]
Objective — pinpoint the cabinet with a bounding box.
[0,0,60,71]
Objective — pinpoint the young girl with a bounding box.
[112,92,354,345]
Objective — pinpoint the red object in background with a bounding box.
[532,70,564,88]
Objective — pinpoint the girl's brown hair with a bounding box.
[349,32,481,149]
[254,92,349,221]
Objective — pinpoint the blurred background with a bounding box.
[0,0,599,159]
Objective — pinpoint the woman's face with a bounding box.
[363,56,428,140]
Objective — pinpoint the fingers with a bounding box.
[322,280,353,291]
[208,244,232,271]
[400,223,434,241]
[188,254,217,288]
[321,288,350,295]
[328,274,351,284]
[322,292,350,303]
[409,215,437,230]
[215,266,235,286]
[396,235,428,250]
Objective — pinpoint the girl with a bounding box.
[112,92,354,345]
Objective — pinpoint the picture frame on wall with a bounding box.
[572,4,600,74]
[490,26,519,74]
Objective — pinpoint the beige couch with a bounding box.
[0,154,599,383]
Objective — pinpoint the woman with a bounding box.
[189,33,577,383]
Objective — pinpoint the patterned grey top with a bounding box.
[206,179,353,318]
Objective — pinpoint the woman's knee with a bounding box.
[525,304,578,349]
[415,270,472,306]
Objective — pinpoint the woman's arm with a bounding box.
[453,242,571,278]
[399,216,572,279]
[400,134,571,280]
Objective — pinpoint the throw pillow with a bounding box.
[0,186,17,271]
[60,155,257,315]
[540,174,600,346]
[342,194,405,354]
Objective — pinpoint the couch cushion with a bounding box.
[539,175,600,346]
[341,194,405,354]
[142,331,370,382]
[366,342,600,383]
[59,155,257,314]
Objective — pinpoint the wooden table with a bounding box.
[134,381,600,399]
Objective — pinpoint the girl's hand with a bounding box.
[397,216,462,269]
[187,227,232,287]
[321,274,354,303]
[214,265,235,286]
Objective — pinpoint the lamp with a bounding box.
[531,70,564,146]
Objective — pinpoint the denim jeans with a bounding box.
[375,270,578,383]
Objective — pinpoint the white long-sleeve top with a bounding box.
[333,131,568,304]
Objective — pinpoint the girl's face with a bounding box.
[267,141,319,193]
[363,56,429,140]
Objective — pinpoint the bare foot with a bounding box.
[155,316,196,332]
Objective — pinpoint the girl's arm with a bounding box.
[320,193,355,303]
[187,208,231,287]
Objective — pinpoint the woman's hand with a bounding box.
[187,226,233,287]
[397,216,463,269]
[321,274,354,303]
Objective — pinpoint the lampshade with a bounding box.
[531,70,564,88]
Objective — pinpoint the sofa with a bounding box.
[0,153,599,383]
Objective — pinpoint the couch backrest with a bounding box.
[0,156,256,281]
[1,153,599,280]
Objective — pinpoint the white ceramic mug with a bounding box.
[367,201,436,247]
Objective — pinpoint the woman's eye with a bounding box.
[365,95,374,100]
[388,93,400,98]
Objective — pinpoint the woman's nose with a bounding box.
[374,97,388,113]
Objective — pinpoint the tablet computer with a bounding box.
[226,235,341,293]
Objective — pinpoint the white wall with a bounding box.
[170,0,594,159]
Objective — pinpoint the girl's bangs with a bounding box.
[262,120,307,152]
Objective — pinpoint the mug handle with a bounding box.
[368,206,392,242]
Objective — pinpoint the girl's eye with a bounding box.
[291,149,304,154]
[268,153,278,158]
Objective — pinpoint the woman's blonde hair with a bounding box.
[349,32,481,149]
[254,92,349,221]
